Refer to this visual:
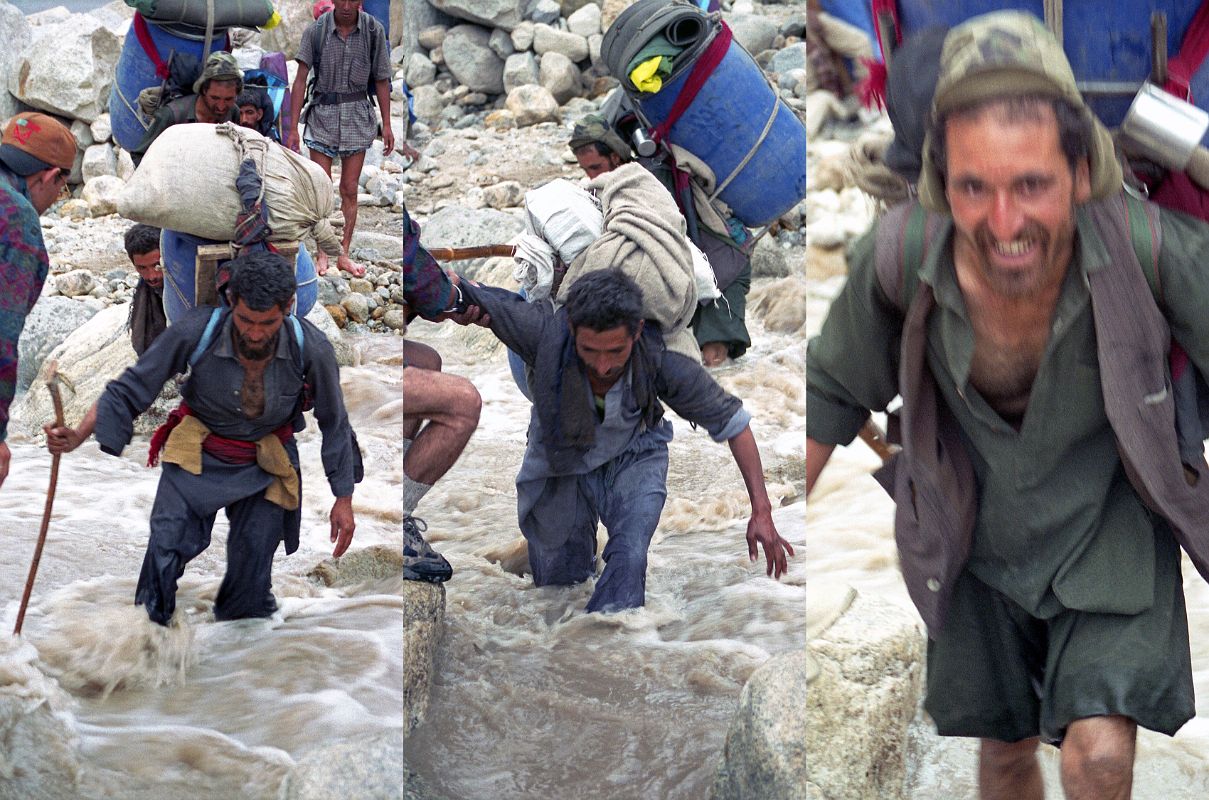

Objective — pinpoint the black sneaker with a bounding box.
[402,516,453,583]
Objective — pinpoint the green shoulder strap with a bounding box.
[1122,190,1163,304]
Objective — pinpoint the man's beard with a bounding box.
[236,331,277,361]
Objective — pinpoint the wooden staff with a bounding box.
[426,244,516,261]
[14,365,65,636]
[857,418,899,464]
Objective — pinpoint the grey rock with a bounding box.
[442,24,506,95]
[482,180,524,209]
[510,20,535,51]
[316,275,345,306]
[751,234,790,278]
[560,0,596,15]
[18,295,98,391]
[383,309,408,330]
[116,147,135,181]
[419,205,523,252]
[417,24,448,51]
[532,23,590,63]
[726,14,778,56]
[504,84,560,126]
[340,292,370,324]
[406,53,438,88]
[503,52,539,94]
[769,42,807,75]
[0,2,31,120]
[81,143,117,181]
[350,231,404,262]
[410,84,446,122]
[489,27,516,60]
[539,52,581,105]
[71,119,95,149]
[566,3,602,37]
[429,45,444,66]
[430,0,524,31]
[712,647,810,800]
[90,112,112,143]
[588,33,603,66]
[82,175,124,217]
[54,269,97,298]
[9,13,123,123]
[529,0,561,25]
[257,0,311,60]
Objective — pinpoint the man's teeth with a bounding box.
[994,239,1031,256]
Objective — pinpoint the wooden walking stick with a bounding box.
[14,364,65,636]
[426,244,517,261]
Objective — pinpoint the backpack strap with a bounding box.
[874,200,942,313]
[189,307,306,372]
[1122,190,1164,304]
[189,307,225,367]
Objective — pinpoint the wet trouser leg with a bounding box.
[136,473,218,626]
[213,492,285,621]
[526,478,599,588]
[584,442,669,613]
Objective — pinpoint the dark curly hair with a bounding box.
[565,270,644,335]
[226,250,296,312]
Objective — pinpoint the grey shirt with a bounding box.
[96,306,357,498]
[297,11,390,152]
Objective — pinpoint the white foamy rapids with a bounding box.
[0,345,423,798]
[400,309,806,799]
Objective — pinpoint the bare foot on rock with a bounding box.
[338,253,366,277]
[316,250,330,276]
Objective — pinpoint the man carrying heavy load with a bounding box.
[131,52,242,163]
[449,268,792,612]
[568,113,753,367]
[808,11,1209,796]
[0,112,76,490]
[44,251,360,626]
[284,0,394,278]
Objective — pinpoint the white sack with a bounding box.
[117,123,342,256]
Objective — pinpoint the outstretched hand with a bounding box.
[746,508,794,579]
[330,496,356,557]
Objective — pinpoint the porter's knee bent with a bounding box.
[449,377,482,432]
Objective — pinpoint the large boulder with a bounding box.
[18,296,99,392]
[402,0,458,70]
[769,43,808,75]
[503,52,539,94]
[532,24,590,63]
[712,647,809,800]
[258,0,313,60]
[566,3,603,37]
[0,637,83,800]
[726,14,779,56]
[539,52,581,105]
[418,205,525,253]
[9,13,123,123]
[442,25,505,95]
[805,591,924,800]
[406,53,438,88]
[285,730,409,799]
[0,1,31,120]
[429,0,525,31]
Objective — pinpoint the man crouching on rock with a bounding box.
[451,269,793,612]
[45,251,361,625]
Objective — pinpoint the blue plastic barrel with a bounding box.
[363,0,389,37]
[109,18,218,152]
[160,230,319,323]
[890,1,1200,128]
[636,28,807,227]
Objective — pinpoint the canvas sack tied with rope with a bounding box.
[118,123,342,257]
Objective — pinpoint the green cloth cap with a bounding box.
[917,10,1122,213]
[193,51,244,95]
[568,114,630,160]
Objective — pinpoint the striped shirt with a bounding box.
[297,11,391,152]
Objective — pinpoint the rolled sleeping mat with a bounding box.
[600,0,714,86]
[123,0,276,31]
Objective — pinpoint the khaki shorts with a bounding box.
[924,529,1195,744]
